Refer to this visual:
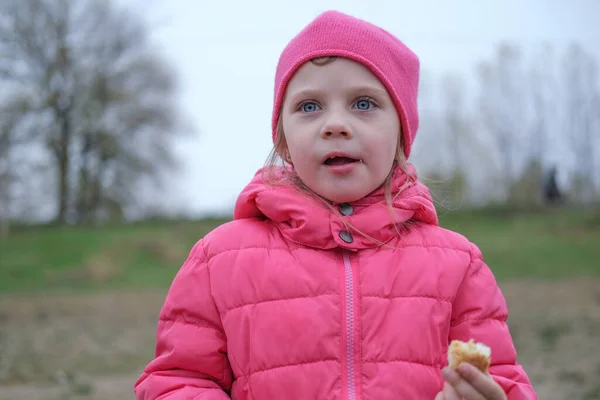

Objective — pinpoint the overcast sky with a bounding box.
[123,0,600,217]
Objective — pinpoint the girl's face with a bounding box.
[281,57,400,203]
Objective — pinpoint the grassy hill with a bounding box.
[1,208,599,293]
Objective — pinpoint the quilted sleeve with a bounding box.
[134,239,233,400]
[449,243,537,399]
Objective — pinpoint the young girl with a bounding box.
[135,10,537,400]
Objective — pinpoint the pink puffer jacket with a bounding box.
[134,166,537,399]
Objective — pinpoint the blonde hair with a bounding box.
[263,57,418,246]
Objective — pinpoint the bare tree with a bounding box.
[0,102,16,238]
[430,73,470,208]
[561,43,599,204]
[0,0,189,224]
[441,72,474,174]
[0,93,40,236]
[593,93,600,196]
[476,43,528,199]
[506,44,561,206]
[528,44,560,170]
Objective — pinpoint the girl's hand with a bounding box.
[434,363,507,400]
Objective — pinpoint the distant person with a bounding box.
[134,10,536,400]
[543,166,562,205]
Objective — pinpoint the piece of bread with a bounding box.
[448,339,491,373]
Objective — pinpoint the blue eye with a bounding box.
[356,99,373,110]
[300,102,320,113]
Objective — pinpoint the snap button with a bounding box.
[338,203,353,216]
[339,230,353,243]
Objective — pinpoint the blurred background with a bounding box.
[0,0,599,399]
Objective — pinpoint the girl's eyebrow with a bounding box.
[287,88,326,104]
[345,85,388,97]
[287,85,388,104]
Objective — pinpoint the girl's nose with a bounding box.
[320,113,353,139]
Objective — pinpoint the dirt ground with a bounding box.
[1,278,599,400]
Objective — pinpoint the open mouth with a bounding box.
[323,156,360,166]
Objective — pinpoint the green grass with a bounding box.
[0,219,221,293]
[1,208,599,293]
[438,207,600,280]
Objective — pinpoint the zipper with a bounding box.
[342,250,357,400]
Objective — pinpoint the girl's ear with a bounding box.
[283,150,293,165]
[274,122,292,164]
[273,144,288,161]
[395,128,405,162]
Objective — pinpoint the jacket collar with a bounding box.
[233,164,439,250]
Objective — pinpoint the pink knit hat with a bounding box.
[272,10,421,159]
